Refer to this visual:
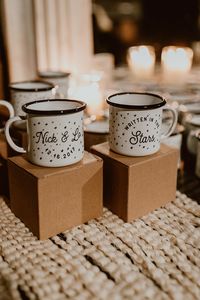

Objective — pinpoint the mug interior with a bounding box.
[10,81,54,91]
[107,92,166,109]
[22,99,86,115]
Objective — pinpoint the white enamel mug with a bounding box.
[10,80,55,116]
[107,92,178,156]
[38,70,70,98]
[5,99,86,167]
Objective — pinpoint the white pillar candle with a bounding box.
[128,45,155,79]
[161,46,193,81]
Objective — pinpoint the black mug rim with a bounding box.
[22,99,86,115]
[9,80,55,92]
[106,92,166,110]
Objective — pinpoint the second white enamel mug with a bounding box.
[107,92,178,156]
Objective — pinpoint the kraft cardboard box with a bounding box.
[91,142,179,222]
[0,133,17,202]
[0,133,16,159]
[0,133,8,159]
[8,152,103,239]
[0,158,10,203]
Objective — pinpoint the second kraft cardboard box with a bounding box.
[8,151,103,239]
[92,142,179,222]
[0,133,18,202]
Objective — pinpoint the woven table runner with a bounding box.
[0,191,200,300]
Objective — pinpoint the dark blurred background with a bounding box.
[92,0,200,65]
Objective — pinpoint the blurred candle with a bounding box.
[68,72,104,116]
[92,53,114,85]
[161,46,193,80]
[128,45,155,79]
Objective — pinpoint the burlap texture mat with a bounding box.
[0,191,199,300]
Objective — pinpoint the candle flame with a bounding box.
[128,45,155,78]
[161,46,193,74]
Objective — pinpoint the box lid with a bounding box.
[91,142,179,167]
[8,151,102,179]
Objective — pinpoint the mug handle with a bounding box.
[161,105,178,139]
[0,100,14,118]
[5,116,26,153]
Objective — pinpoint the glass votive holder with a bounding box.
[161,46,193,83]
[127,45,156,79]
[68,71,105,117]
[92,53,114,84]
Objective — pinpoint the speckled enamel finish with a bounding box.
[26,111,84,167]
[5,99,86,167]
[10,81,54,116]
[107,92,177,157]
